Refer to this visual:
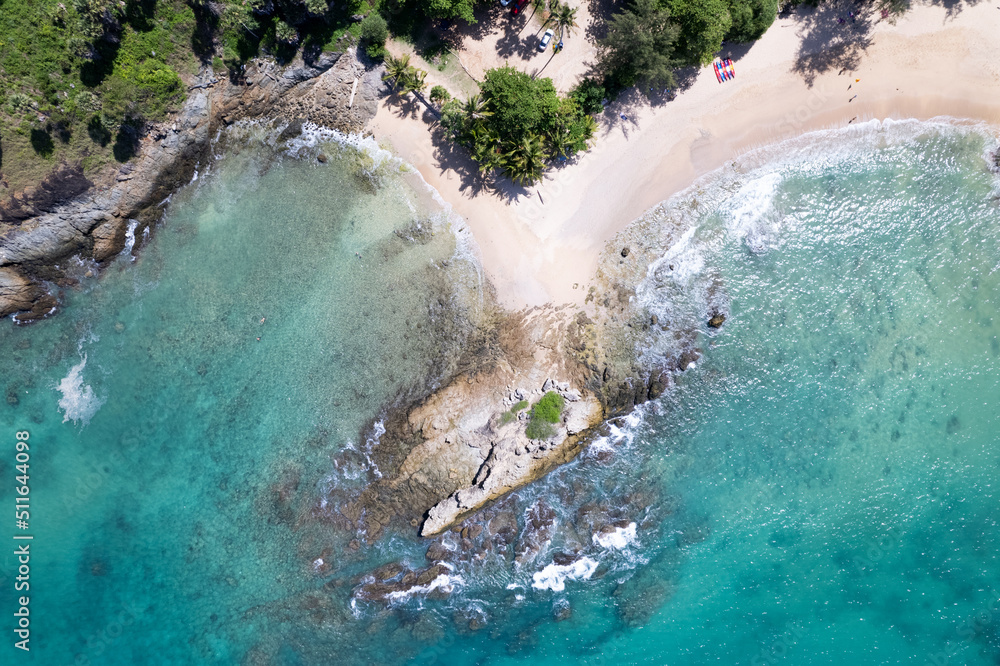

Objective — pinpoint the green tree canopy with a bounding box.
[667,0,732,64]
[448,66,596,186]
[407,0,481,23]
[479,66,560,143]
[360,13,389,45]
[726,0,778,42]
[597,0,682,89]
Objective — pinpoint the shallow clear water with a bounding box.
[1,121,999,665]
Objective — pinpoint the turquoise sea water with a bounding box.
[1,120,999,665]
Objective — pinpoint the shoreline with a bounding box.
[369,0,1000,311]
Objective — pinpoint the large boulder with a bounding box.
[0,267,40,318]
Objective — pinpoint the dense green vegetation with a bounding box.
[0,0,200,188]
[525,391,565,440]
[440,66,596,186]
[390,0,482,24]
[592,0,778,92]
[3,0,915,200]
[360,13,389,59]
[0,0,403,190]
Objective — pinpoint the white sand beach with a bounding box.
[371,0,1000,309]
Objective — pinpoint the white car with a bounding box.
[539,29,554,51]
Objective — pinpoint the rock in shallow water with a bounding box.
[708,313,726,328]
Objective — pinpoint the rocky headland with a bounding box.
[0,49,382,323]
[321,243,722,549]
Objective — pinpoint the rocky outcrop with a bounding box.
[420,379,602,537]
[0,163,93,224]
[0,268,42,314]
[325,306,606,541]
[215,52,381,131]
[0,49,384,323]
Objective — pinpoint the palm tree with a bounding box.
[545,2,578,42]
[547,112,596,157]
[401,66,427,95]
[462,95,493,123]
[503,135,548,186]
[469,126,503,175]
[383,53,411,92]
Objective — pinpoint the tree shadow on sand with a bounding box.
[889,0,985,21]
[380,85,532,202]
[789,0,877,87]
[584,0,616,43]
[788,0,984,87]
[495,10,548,60]
[428,126,534,203]
[439,3,509,44]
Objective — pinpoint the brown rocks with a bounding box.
[353,562,454,604]
[0,162,93,223]
[372,562,405,581]
[488,509,518,546]
[707,313,726,328]
[415,564,449,586]
[0,267,40,318]
[677,348,702,371]
[425,541,453,562]
[90,218,128,263]
[514,501,556,564]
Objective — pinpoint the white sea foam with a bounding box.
[121,220,139,260]
[386,572,464,602]
[55,355,105,426]
[594,522,638,550]
[531,557,599,592]
[364,420,386,479]
[721,172,783,253]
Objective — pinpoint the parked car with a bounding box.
[500,0,511,6]
[538,29,554,51]
[511,0,528,15]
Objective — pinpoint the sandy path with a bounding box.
[371,0,1000,309]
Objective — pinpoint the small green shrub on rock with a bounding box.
[499,399,528,426]
[525,391,565,440]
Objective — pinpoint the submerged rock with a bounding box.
[372,561,405,581]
